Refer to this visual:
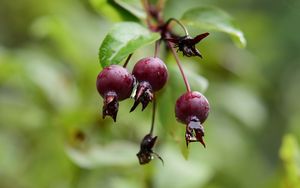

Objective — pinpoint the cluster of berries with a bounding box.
[96,4,210,165]
[96,57,168,122]
[96,51,209,164]
[96,57,168,164]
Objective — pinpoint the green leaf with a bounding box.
[280,134,299,162]
[99,22,160,68]
[66,141,138,168]
[90,0,138,21]
[181,6,247,48]
[90,0,123,21]
[279,134,300,187]
[114,0,146,19]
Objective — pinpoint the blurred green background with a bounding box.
[1,0,300,188]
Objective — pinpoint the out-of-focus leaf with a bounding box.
[181,6,246,48]
[90,0,138,21]
[11,49,80,110]
[279,134,300,187]
[89,0,124,21]
[99,22,160,68]
[66,141,138,168]
[155,145,213,188]
[168,63,209,93]
[280,134,299,162]
[114,0,146,19]
[211,84,266,129]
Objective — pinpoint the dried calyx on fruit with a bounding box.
[131,81,153,112]
[175,91,210,147]
[136,134,163,165]
[131,57,168,112]
[166,33,209,58]
[96,65,134,121]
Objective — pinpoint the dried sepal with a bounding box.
[130,81,153,112]
[185,116,206,147]
[136,134,164,165]
[102,92,119,122]
[166,32,209,58]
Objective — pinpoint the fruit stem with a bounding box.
[156,0,166,12]
[123,53,133,68]
[149,95,156,135]
[141,0,150,18]
[165,18,189,36]
[154,40,161,58]
[167,40,191,92]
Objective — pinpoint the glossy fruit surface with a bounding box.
[96,65,134,100]
[175,91,210,124]
[132,57,168,91]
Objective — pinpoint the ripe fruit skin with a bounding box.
[130,57,168,112]
[175,91,210,124]
[132,57,168,91]
[96,65,134,121]
[97,65,134,100]
[175,91,210,147]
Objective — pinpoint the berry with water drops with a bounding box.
[96,65,134,121]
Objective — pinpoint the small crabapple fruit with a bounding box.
[96,65,134,122]
[175,91,210,147]
[131,57,168,111]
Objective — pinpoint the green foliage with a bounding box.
[66,141,138,168]
[114,0,146,19]
[279,134,300,187]
[90,0,138,21]
[181,6,246,48]
[99,22,160,67]
[1,0,300,188]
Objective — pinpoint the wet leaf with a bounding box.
[66,141,138,168]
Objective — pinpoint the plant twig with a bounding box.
[165,18,189,36]
[154,40,161,58]
[149,96,156,135]
[166,39,191,92]
[156,0,166,12]
[123,53,133,68]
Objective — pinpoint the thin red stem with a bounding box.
[142,0,191,92]
[142,0,153,28]
[154,40,161,58]
[167,40,191,92]
[123,53,133,68]
[156,0,166,12]
[150,95,156,135]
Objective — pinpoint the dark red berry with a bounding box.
[175,91,210,147]
[130,57,168,111]
[96,65,134,121]
[132,57,168,91]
